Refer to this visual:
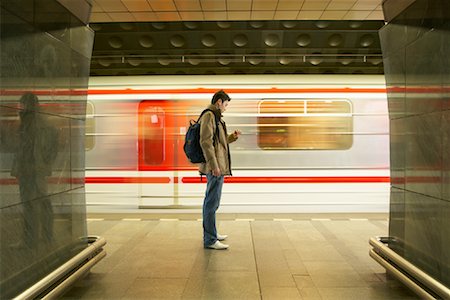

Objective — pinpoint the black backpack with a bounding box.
[184,109,219,164]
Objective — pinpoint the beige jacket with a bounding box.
[199,104,238,176]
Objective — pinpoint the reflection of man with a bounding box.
[11,93,57,247]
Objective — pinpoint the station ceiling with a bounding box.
[88,0,385,76]
[90,0,384,23]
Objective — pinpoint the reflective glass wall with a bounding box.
[0,1,93,298]
[380,0,450,287]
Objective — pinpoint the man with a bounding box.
[199,90,241,250]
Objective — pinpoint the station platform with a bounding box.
[61,213,418,300]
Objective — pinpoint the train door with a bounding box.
[138,99,208,208]
[138,100,203,208]
[138,100,175,207]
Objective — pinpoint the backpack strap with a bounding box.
[198,109,220,145]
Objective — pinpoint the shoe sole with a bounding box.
[205,245,229,250]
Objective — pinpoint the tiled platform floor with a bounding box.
[62,213,418,300]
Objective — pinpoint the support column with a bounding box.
[0,1,94,298]
[380,0,450,289]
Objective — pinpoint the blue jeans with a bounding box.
[203,174,224,247]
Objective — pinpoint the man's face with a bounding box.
[217,99,229,113]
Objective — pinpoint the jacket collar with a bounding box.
[207,104,222,118]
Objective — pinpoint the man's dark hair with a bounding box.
[211,90,230,104]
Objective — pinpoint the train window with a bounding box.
[257,100,353,150]
[142,106,165,165]
[85,101,95,151]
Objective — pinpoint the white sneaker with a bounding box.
[206,240,229,250]
[217,233,228,241]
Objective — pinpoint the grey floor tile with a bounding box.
[201,271,261,300]
[317,286,419,300]
[60,215,420,300]
[293,275,315,289]
[294,243,345,262]
[207,249,256,272]
[304,261,368,288]
[122,278,188,299]
[139,258,196,278]
[318,287,383,300]
[62,272,138,299]
[298,287,323,300]
[261,287,302,300]
[283,249,309,275]
[258,270,297,287]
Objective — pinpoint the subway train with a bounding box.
[86,75,390,213]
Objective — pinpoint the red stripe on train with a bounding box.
[182,176,391,183]
[0,176,392,185]
[84,176,390,184]
[85,177,170,184]
[7,176,444,184]
[88,88,387,95]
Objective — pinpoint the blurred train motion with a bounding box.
[86,75,390,212]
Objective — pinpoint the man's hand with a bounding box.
[233,130,242,139]
[212,167,221,177]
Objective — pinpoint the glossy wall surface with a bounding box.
[0,1,93,298]
[380,0,450,287]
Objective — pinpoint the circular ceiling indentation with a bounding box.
[128,59,141,66]
[315,21,330,29]
[249,21,264,29]
[152,23,166,30]
[307,53,323,65]
[158,55,171,66]
[328,34,343,47]
[349,21,363,29]
[360,34,375,47]
[139,35,154,48]
[201,34,216,47]
[217,21,231,29]
[119,23,134,30]
[279,53,293,65]
[108,36,123,49]
[296,34,311,47]
[233,34,248,47]
[248,53,262,65]
[184,22,198,29]
[98,59,112,67]
[170,35,185,48]
[340,57,353,65]
[188,53,200,65]
[282,21,297,29]
[218,53,231,65]
[265,34,279,47]
[368,57,383,65]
